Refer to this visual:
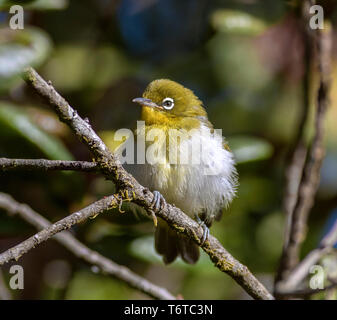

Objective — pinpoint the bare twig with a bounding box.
[18,67,274,300]
[0,192,176,300]
[281,0,314,253]
[0,193,118,265]
[276,218,337,294]
[283,23,332,271]
[0,158,98,172]
[277,3,332,285]
[277,279,337,298]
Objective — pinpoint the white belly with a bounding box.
[123,125,238,222]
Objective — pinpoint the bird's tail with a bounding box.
[155,219,199,264]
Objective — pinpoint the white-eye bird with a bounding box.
[124,79,238,264]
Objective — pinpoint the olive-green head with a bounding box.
[133,79,209,128]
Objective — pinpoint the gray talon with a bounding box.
[195,213,210,245]
[201,224,209,245]
[152,191,164,211]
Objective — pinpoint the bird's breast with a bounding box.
[123,125,237,220]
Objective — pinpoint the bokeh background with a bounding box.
[0,0,337,299]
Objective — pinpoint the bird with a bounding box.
[123,79,238,264]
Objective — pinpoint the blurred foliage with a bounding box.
[211,9,268,35]
[0,26,51,91]
[65,270,132,300]
[0,0,68,11]
[0,102,72,159]
[0,0,337,300]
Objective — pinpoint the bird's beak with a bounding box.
[132,97,164,110]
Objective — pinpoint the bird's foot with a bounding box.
[195,214,209,245]
[150,191,165,227]
[151,190,165,211]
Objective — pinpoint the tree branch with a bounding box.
[281,0,313,256]
[277,2,332,285]
[16,67,274,300]
[0,192,176,300]
[276,218,337,294]
[277,279,337,298]
[0,193,118,265]
[0,158,98,172]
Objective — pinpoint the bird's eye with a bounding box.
[162,97,174,110]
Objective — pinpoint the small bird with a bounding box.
[129,79,238,264]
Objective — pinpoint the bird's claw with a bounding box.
[150,191,165,227]
[151,191,165,211]
[200,224,209,245]
[195,214,210,245]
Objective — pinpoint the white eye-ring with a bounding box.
[162,97,174,110]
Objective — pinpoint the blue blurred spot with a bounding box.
[0,12,8,23]
[320,152,337,197]
[320,209,337,249]
[116,0,210,59]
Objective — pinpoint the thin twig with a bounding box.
[283,23,332,271]
[276,218,337,294]
[281,0,313,254]
[0,158,98,172]
[0,192,176,300]
[277,279,337,298]
[0,193,118,265]
[19,67,274,300]
[277,4,332,285]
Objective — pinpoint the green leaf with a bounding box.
[229,135,273,164]
[0,102,73,160]
[0,0,68,10]
[0,0,34,9]
[211,9,268,36]
[0,26,51,91]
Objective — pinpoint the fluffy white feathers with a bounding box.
[122,125,238,225]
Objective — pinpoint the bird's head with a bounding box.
[132,79,209,129]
